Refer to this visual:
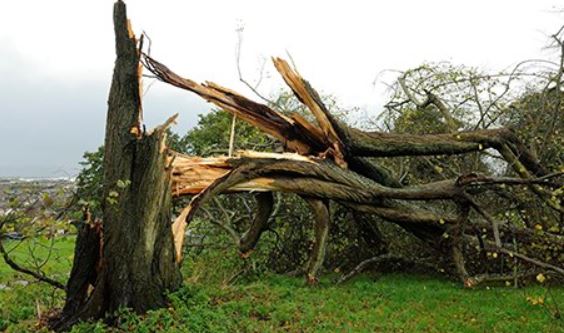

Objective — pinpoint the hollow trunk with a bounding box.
[52,1,181,330]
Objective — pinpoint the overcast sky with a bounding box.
[0,0,561,177]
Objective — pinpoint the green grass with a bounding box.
[0,236,75,280]
[0,237,74,332]
[1,237,562,332]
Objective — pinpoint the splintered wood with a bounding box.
[143,55,338,160]
[170,151,314,197]
[272,58,347,167]
[170,151,315,261]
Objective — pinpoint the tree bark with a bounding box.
[58,216,101,319]
[304,198,330,283]
[239,192,274,256]
[53,1,181,330]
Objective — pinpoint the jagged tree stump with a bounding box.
[52,1,181,330]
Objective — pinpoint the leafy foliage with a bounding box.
[175,111,275,156]
[75,146,104,217]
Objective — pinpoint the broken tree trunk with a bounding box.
[53,1,181,330]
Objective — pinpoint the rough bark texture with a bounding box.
[59,218,101,319]
[52,1,181,330]
[47,3,562,324]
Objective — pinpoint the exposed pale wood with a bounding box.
[170,151,312,196]
[272,58,346,167]
[172,205,191,263]
[228,115,237,157]
[168,149,562,278]
[144,54,551,192]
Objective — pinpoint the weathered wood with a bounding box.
[166,151,563,279]
[144,54,553,199]
[143,50,561,275]
[71,3,562,294]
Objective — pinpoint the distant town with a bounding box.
[0,177,75,216]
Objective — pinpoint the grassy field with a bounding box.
[0,237,562,332]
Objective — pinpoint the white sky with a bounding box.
[0,0,561,177]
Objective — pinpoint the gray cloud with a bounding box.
[0,46,210,178]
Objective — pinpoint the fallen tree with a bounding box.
[141,53,563,285]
